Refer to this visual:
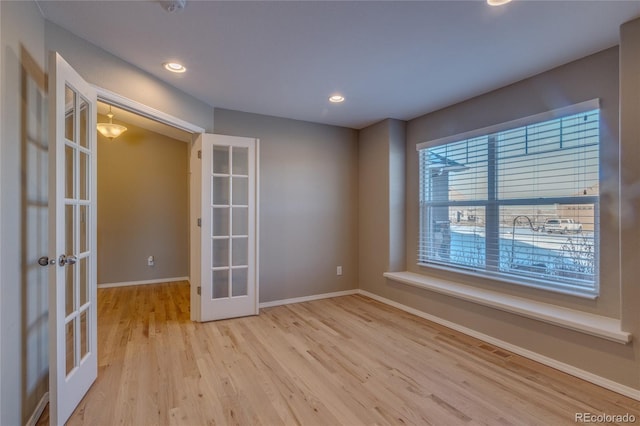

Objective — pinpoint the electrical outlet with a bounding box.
[337,266,343,276]
[148,256,155,266]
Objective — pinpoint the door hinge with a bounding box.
[197,150,202,159]
[197,218,201,227]
[197,286,201,296]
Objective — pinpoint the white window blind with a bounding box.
[418,105,600,297]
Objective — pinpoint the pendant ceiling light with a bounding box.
[97,105,127,140]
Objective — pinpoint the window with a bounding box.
[418,102,600,297]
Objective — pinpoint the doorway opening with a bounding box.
[95,101,192,291]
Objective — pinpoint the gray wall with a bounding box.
[1,1,49,424]
[97,117,189,285]
[388,120,407,271]
[358,119,406,291]
[359,47,640,390]
[213,109,359,302]
[358,120,390,292]
[619,18,640,376]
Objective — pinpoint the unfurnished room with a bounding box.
[2,1,640,425]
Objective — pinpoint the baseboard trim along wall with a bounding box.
[26,392,49,426]
[97,276,189,289]
[259,289,359,309]
[358,289,640,401]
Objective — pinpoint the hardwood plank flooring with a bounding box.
[38,281,640,425]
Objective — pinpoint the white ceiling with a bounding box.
[39,0,640,130]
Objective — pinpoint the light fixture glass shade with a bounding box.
[97,107,127,140]
[97,122,128,139]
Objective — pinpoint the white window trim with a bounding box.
[417,260,598,300]
[416,98,600,151]
[384,271,630,344]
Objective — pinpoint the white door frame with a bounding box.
[93,87,205,134]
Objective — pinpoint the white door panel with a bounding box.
[199,134,258,321]
[48,52,97,426]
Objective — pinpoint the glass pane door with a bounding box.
[49,52,97,426]
[211,146,250,299]
[63,85,93,376]
[200,134,257,322]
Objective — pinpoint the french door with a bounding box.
[48,52,97,426]
[199,134,259,321]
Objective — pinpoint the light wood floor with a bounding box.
[38,281,639,425]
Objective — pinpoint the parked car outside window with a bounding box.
[542,218,583,234]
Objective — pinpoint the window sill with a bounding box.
[416,261,598,299]
[383,271,631,344]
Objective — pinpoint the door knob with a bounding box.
[58,254,78,266]
[38,256,55,267]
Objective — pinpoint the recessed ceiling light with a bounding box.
[487,0,511,6]
[163,62,187,73]
[329,95,345,103]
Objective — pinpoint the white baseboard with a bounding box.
[26,392,49,426]
[358,289,640,401]
[259,289,359,309]
[98,276,188,288]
